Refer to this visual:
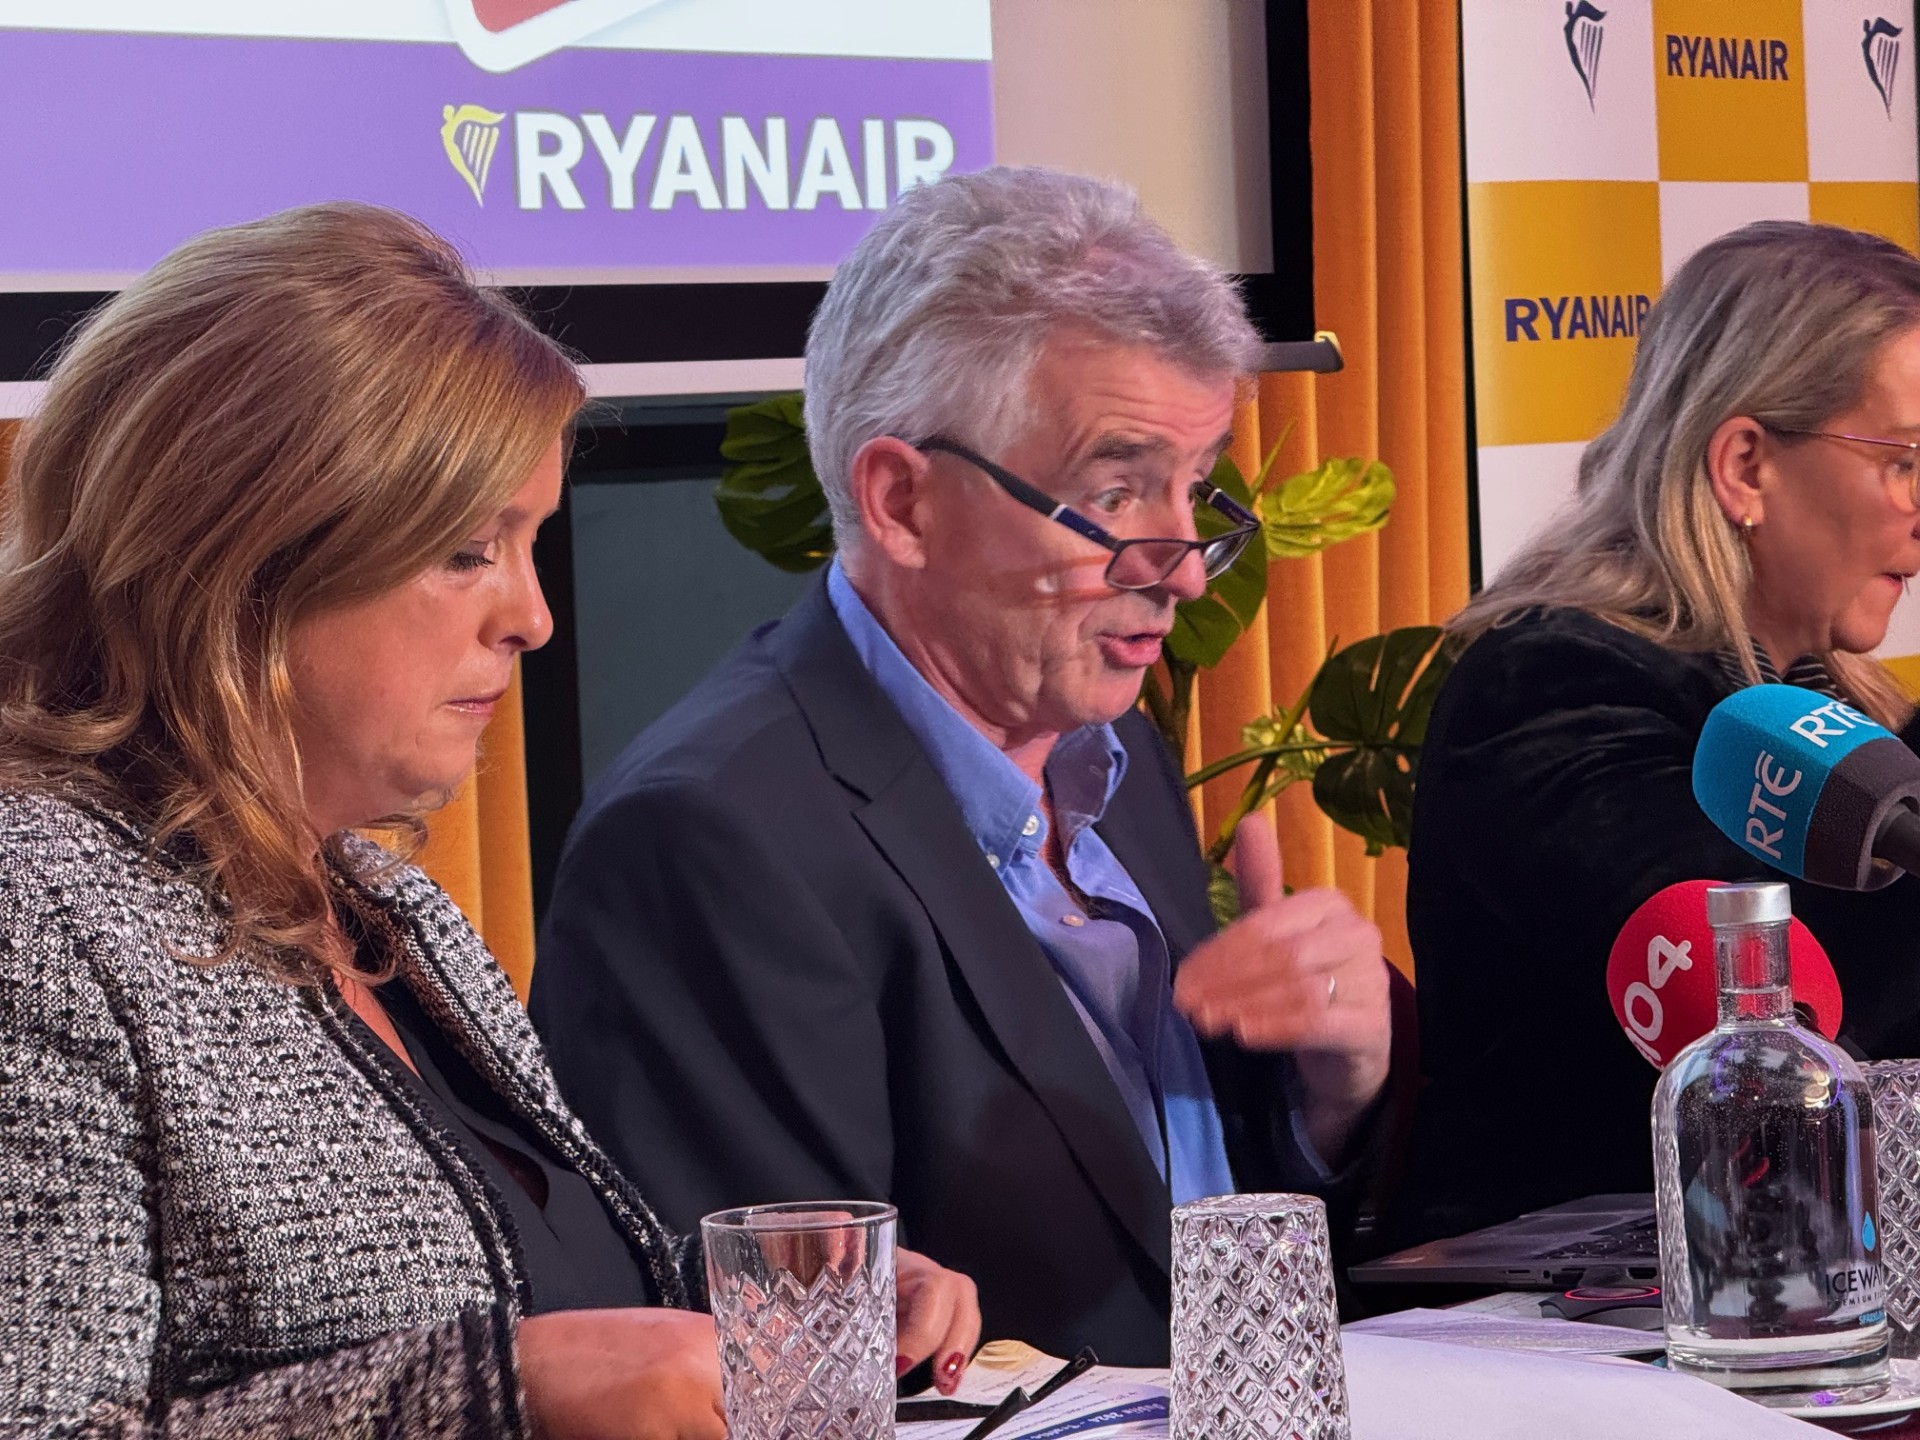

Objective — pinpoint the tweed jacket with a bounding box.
[0,787,699,1438]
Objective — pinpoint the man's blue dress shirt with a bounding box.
[827,561,1236,1204]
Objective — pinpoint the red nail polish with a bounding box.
[896,1355,914,1377]
[941,1352,965,1377]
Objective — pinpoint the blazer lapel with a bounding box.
[770,577,1175,1277]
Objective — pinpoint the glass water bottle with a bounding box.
[1652,882,1889,1404]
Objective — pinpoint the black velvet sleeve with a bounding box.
[1415,613,1765,944]
[1394,610,1769,1239]
[1397,609,1920,1246]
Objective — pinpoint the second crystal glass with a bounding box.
[1169,1192,1350,1440]
[1866,1058,1920,1356]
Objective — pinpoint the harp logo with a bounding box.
[443,104,507,205]
[1864,17,1904,119]
[1564,1,1606,109]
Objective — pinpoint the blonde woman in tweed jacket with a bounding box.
[0,204,979,1439]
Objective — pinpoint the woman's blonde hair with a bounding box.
[0,202,584,978]
[1453,220,1920,729]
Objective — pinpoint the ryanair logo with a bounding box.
[1664,33,1791,81]
[433,107,957,213]
[1504,293,1651,342]
[1864,18,1904,119]
[442,104,507,205]
[1564,2,1606,110]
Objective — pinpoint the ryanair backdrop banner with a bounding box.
[1463,0,1920,642]
[0,1,993,286]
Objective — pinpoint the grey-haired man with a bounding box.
[533,166,1395,1367]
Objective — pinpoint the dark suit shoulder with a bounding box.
[1111,709,1186,803]
[581,622,816,812]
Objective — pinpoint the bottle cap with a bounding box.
[1705,881,1790,928]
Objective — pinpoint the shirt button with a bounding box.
[1022,815,1040,837]
[986,853,1001,869]
[1062,913,1086,927]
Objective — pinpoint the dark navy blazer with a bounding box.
[531,576,1349,1365]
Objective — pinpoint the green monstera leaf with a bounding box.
[1166,451,1396,671]
[1263,456,1395,559]
[715,393,835,573]
[1165,452,1269,670]
[1307,625,1452,855]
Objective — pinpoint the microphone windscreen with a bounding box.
[1693,684,1920,889]
[1607,879,1841,1068]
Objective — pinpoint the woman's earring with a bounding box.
[1741,514,1756,537]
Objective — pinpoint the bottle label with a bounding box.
[1827,1210,1887,1322]
[1826,1259,1885,1321]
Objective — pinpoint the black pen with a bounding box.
[1025,1346,1098,1407]
[901,1348,1100,1430]
[956,1385,1032,1440]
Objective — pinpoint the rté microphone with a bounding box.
[1692,683,1920,888]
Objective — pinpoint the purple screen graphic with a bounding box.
[0,30,994,276]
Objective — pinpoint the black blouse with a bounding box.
[351,973,657,1314]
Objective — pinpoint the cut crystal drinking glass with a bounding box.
[702,1201,896,1440]
[1170,1193,1351,1440]
[1868,1060,1920,1352]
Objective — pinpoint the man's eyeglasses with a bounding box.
[1765,425,1920,512]
[913,437,1261,592]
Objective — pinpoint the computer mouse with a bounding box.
[1539,1285,1665,1330]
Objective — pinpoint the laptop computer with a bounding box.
[1349,1193,1659,1288]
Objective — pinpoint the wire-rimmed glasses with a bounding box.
[914,436,1261,592]
[1765,425,1920,512]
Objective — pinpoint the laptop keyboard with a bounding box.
[1536,1214,1659,1261]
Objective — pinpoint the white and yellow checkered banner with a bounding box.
[1464,1,1920,647]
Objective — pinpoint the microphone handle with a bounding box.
[1873,804,1920,876]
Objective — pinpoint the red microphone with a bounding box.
[1606,880,1842,1068]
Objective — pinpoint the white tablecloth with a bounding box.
[904,1331,1833,1438]
[1343,1332,1825,1439]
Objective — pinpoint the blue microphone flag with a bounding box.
[1694,684,1917,889]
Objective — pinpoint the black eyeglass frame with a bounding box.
[912,436,1262,591]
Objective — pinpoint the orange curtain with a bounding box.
[1190,2,1470,979]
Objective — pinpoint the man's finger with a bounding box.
[1176,901,1368,1004]
[1228,988,1391,1052]
[1228,808,1285,911]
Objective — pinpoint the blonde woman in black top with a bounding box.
[1398,221,1920,1248]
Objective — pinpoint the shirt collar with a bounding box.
[1713,638,1842,698]
[826,560,1128,866]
